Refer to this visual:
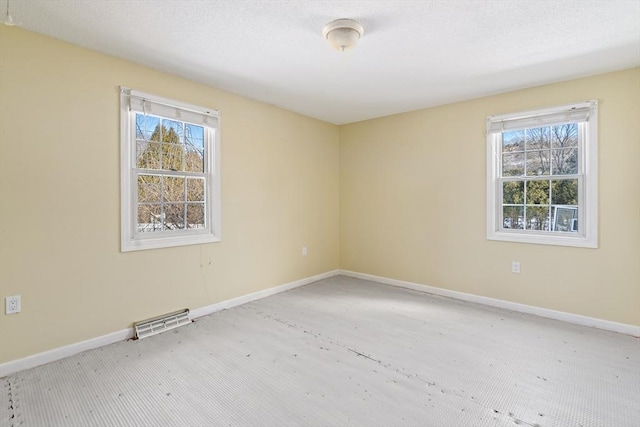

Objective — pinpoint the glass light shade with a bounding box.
[326,28,361,52]
[323,19,364,52]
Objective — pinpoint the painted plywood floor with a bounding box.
[1,276,639,426]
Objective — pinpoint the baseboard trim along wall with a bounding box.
[0,328,133,379]
[0,270,340,378]
[340,270,640,338]
[188,270,340,319]
[3,268,636,377]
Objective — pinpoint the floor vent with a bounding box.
[134,309,191,340]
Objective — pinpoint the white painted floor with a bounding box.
[1,276,639,426]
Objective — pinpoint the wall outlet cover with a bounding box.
[512,262,521,274]
[6,295,21,314]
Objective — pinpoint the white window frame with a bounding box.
[486,100,598,248]
[120,87,221,252]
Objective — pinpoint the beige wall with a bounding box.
[340,68,640,326]
[1,26,638,366]
[0,27,340,363]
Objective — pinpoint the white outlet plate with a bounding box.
[5,295,21,314]
[512,261,521,274]
[302,246,308,256]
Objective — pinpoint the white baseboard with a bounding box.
[0,328,134,379]
[340,270,640,337]
[4,268,632,378]
[189,270,340,319]
[0,270,340,378]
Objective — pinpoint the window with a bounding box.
[486,100,598,248]
[120,88,221,251]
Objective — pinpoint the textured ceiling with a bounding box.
[5,0,640,124]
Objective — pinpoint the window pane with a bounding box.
[503,181,524,204]
[503,206,524,230]
[162,142,184,171]
[185,124,204,149]
[503,130,524,152]
[186,178,205,202]
[138,175,161,202]
[185,147,204,172]
[163,177,185,202]
[553,206,578,232]
[551,123,578,148]
[551,148,578,175]
[164,204,186,230]
[137,204,163,232]
[551,179,578,205]
[525,127,550,150]
[136,114,160,141]
[502,153,524,176]
[526,180,550,205]
[186,204,205,229]
[525,150,550,176]
[148,117,163,142]
[162,119,183,144]
[526,206,550,231]
[137,142,161,169]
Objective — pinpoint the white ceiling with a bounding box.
[6,0,640,124]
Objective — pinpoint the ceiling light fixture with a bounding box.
[3,0,20,26]
[322,19,364,52]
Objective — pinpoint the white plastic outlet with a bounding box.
[512,261,521,274]
[5,295,21,314]
[302,246,308,256]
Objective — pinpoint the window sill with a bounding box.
[121,232,220,252]
[487,230,597,248]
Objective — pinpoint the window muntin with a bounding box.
[486,101,597,248]
[500,123,580,233]
[121,88,220,251]
[135,115,206,232]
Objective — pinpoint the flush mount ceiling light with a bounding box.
[323,19,364,52]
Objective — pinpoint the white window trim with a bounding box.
[486,100,598,248]
[120,87,221,252]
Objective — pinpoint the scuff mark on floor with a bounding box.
[2,377,18,427]
[347,348,381,363]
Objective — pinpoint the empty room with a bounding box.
[0,1,639,426]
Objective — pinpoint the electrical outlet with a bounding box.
[302,246,308,256]
[512,261,521,274]
[5,295,21,315]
